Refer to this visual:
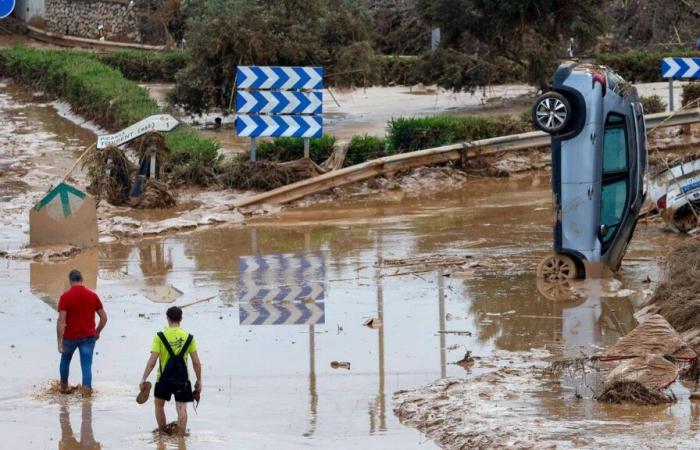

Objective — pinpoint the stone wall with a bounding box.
[45,0,142,42]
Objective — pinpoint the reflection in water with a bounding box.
[31,248,99,309]
[138,240,173,285]
[369,235,387,434]
[59,400,100,450]
[438,270,447,378]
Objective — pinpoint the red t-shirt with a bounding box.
[58,285,104,340]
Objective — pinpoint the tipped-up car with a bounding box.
[534,62,647,281]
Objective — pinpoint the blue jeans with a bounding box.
[60,337,96,388]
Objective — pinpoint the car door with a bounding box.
[599,113,630,266]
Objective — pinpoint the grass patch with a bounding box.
[256,136,336,165]
[387,115,529,153]
[96,50,187,82]
[345,135,392,166]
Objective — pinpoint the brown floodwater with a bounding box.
[0,78,697,450]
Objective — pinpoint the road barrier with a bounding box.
[233,109,700,209]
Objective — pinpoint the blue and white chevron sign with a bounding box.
[239,302,325,325]
[236,114,322,138]
[662,57,700,79]
[236,66,323,91]
[238,253,325,303]
[236,91,322,115]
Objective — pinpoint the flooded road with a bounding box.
[0,169,691,449]
[1,78,698,450]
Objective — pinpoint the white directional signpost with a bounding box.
[661,57,700,111]
[237,252,326,325]
[97,114,180,149]
[235,66,324,160]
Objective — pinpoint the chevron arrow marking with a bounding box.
[239,303,325,325]
[236,66,323,90]
[236,114,322,138]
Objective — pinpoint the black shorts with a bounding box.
[154,380,194,403]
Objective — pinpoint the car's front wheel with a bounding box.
[532,92,571,134]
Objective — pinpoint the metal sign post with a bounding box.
[661,57,700,111]
[234,66,324,161]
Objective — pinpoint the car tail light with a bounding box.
[593,73,607,97]
[657,194,667,210]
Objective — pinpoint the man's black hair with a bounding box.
[68,270,83,283]
[166,306,183,323]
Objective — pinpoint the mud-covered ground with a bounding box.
[2,78,700,449]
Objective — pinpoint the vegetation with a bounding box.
[0,46,220,187]
[96,50,187,82]
[682,83,700,107]
[256,136,336,165]
[417,0,605,89]
[387,115,529,153]
[639,95,666,114]
[345,135,392,166]
[171,0,374,112]
[597,51,700,83]
[0,46,158,130]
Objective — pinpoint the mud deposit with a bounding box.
[1,80,699,449]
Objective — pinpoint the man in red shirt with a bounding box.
[57,270,108,396]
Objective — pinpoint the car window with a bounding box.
[600,179,628,242]
[602,114,628,174]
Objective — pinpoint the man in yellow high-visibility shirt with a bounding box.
[139,306,202,436]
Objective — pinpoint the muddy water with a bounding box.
[0,79,696,449]
[0,166,691,449]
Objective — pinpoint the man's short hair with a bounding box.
[166,306,183,323]
[68,270,83,283]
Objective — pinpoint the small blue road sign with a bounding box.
[236,91,322,115]
[239,302,325,325]
[236,114,322,138]
[236,66,323,91]
[0,0,15,19]
[662,57,700,79]
[237,253,325,303]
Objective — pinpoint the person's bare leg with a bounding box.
[175,401,187,437]
[154,398,167,432]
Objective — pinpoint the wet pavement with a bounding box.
[1,78,699,449]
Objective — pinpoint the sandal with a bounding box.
[136,381,152,404]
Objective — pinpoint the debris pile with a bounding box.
[378,254,477,277]
[595,314,696,405]
[84,145,133,206]
[644,240,700,351]
[131,179,176,209]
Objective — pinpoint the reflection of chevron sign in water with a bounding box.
[239,302,325,325]
[238,253,325,302]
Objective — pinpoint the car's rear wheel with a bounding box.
[532,92,571,134]
[536,253,578,281]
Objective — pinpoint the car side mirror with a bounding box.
[598,224,608,238]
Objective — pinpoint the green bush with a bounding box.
[387,115,529,153]
[256,136,336,165]
[0,46,158,129]
[595,51,700,83]
[96,50,187,82]
[682,83,700,107]
[345,135,391,166]
[639,95,667,113]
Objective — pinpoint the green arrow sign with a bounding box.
[34,182,87,218]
